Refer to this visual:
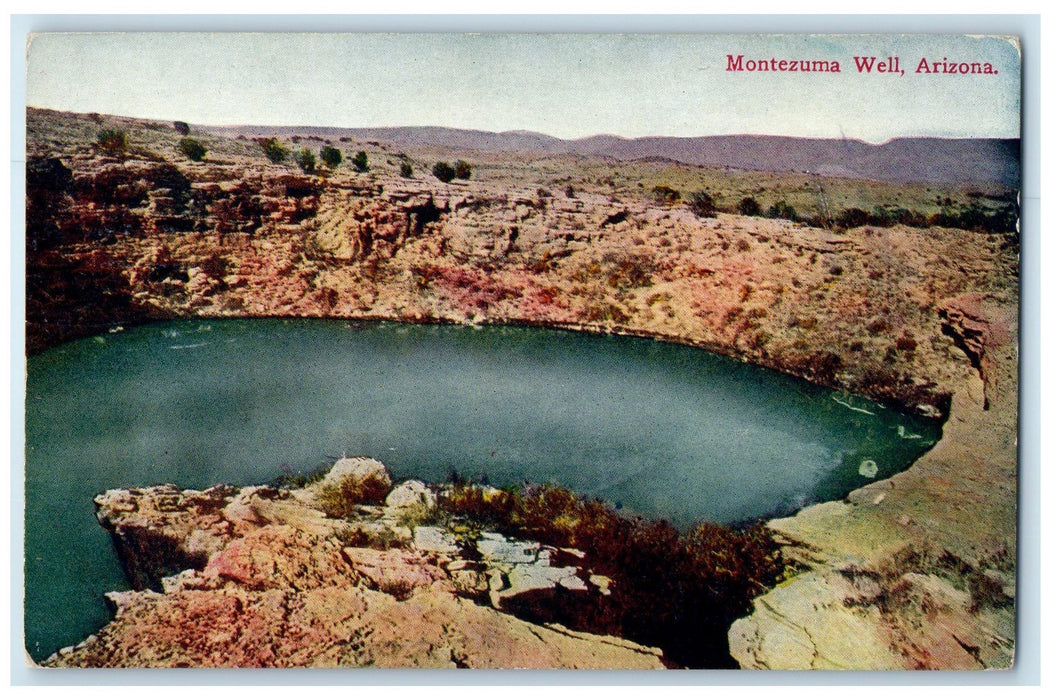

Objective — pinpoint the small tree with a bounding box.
[96,128,127,155]
[296,148,317,173]
[454,159,472,180]
[433,161,455,183]
[689,190,718,218]
[261,137,290,164]
[767,200,798,221]
[178,137,207,162]
[173,121,190,136]
[738,196,761,216]
[400,161,414,178]
[351,150,369,173]
[320,145,342,170]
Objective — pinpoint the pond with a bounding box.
[24,319,941,661]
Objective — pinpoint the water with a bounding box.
[24,319,941,661]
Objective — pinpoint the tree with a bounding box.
[296,148,317,173]
[178,137,207,162]
[738,196,761,216]
[400,161,414,178]
[351,150,369,173]
[96,128,127,155]
[767,200,798,221]
[432,161,455,183]
[454,159,472,180]
[688,190,718,218]
[261,137,290,164]
[320,145,342,170]
[173,121,190,136]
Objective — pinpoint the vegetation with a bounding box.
[351,150,369,173]
[433,161,455,183]
[260,137,290,164]
[439,482,783,668]
[96,128,127,155]
[316,472,392,519]
[651,184,681,204]
[454,159,472,180]
[738,196,762,216]
[400,161,414,178]
[689,190,718,218]
[320,145,342,170]
[296,148,317,173]
[173,121,190,136]
[177,137,207,162]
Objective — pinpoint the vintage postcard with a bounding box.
[23,32,1020,670]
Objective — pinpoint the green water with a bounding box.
[24,319,940,661]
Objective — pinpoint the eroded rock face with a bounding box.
[45,462,665,669]
[728,297,1017,670]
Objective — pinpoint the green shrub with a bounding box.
[319,145,342,170]
[651,184,681,204]
[96,128,127,155]
[296,148,317,173]
[260,137,290,164]
[433,161,455,183]
[177,137,207,162]
[689,190,718,218]
[351,150,369,173]
[400,161,414,178]
[454,159,472,180]
[738,196,762,216]
[767,200,798,221]
[173,121,190,136]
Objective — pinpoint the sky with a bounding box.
[25,32,1022,144]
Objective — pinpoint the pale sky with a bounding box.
[26,33,1021,142]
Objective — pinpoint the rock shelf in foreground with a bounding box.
[43,458,664,669]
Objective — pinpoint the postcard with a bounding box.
[23,32,1021,670]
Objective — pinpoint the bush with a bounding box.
[400,161,414,178]
[433,161,455,183]
[351,150,369,173]
[767,200,798,221]
[454,159,472,180]
[438,482,782,668]
[317,473,392,518]
[688,190,718,218]
[651,184,681,204]
[177,137,207,162]
[738,196,762,216]
[564,184,576,199]
[320,145,342,170]
[173,121,190,136]
[261,137,290,164]
[295,148,317,173]
[96,128,127,155]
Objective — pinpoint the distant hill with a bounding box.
[193,121,1021,189]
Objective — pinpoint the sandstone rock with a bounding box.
[385,479,436,510]
[413,526,460,554]
[316,457,392,493]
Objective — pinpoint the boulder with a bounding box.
[385,479,436,510]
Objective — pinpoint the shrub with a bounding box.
[738,196,762,216]
[320,145,342,170]
[400,161,414,178]
[177,137,207,162]
[317,473,392,518]
[261,137,290,163]
[564,184,576,199]
[689,190,718,218]
[454,159,472,180]
[96,128,127,155]
[351,150,369,173]
[433,161,455,183]
[173,120,190,136]
[767,200,797,221]
[295,148,317,173]
[651,184,680,204]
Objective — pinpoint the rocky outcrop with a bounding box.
[728,297,1017,670]
[45,463,665,669]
